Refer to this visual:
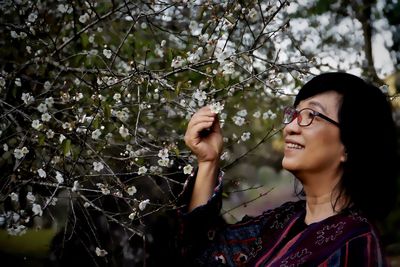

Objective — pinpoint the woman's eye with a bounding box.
[305,110,314,119]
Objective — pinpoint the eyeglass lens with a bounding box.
[283,108,314,126]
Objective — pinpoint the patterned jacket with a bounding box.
[178,172,388,266]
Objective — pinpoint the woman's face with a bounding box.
[282,91,346,179]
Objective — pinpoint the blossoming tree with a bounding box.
[0,0,398,265]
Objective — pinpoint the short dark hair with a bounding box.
[294,72,398,220]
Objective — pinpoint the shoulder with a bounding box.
[233,200,305,231]
[325,213,387,266]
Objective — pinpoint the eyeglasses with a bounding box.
[283,106,340,127]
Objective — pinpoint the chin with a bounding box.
[282,159,302,175]
[282,158,294,170]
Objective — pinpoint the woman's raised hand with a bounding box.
[184,106,223,163]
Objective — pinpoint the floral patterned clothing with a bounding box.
[178,172,388,266]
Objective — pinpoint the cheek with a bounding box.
[309,130,344,160]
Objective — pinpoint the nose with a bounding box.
[283,117,301,136]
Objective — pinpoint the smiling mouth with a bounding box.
[286,143,304,150]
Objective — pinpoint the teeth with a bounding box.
[287,143,304,149]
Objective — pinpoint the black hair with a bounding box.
[294,72,398,220]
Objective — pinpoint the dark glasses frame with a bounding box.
[283,106,340,127]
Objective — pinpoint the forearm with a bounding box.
[188,160,219,212]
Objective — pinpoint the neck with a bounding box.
[298,170,345,225]
[304,193,339,225]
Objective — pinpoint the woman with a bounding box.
[178,72,398,266]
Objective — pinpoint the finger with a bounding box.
[186,121,215,138]
[193,106,216,118]
[188,114,215,128]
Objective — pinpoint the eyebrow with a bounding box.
[307,101,327,113]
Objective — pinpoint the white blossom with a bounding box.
[263,110,277,120]
[62,122,71,130]
[198,33,209,43]
[21,93,34,105]
[113,93,121,101]
[37,168,46,178]
[72,180,79,192]
[45,97,54,107]
[75,92,84,101]
[14,149,24,159]
[43,81,51,90]
[93,162,104,172]
[237,109,248,117]
[116,110,129,121]
[96,183,110,195]
[7,225,27,236]
[210,102,224,114]
[28,12,38,23]
[220,151,230,161]
[154,45,164,58]
[37,103,48,113]
[253,111,261,118]
[128,211,137,220]
[158,148,169,159]
[193,90,207,103]
[119,125,130,138]
[3,143,8,151]
[0,77,5,87]
[221,61,235,75]
[127,186,137,196]
[58,4,72,13]
[138,199,150,211]
[32,203,43,216]
[10,192,18,202]
[31,120,42,130]
[232,115,245,126]
[248,8,258,22]
[41,113,51,122]
[26,192,36,202]
[95,247,108,257]
[157,158,170,167]
[55,171,64,184]
[183,164,193,175]
[241,132,251,141]
[83,202,91,208]
[14,147,29,159]
[79,13,90,24]
[150,166,162,173]
[11,31,19,39]
[101,187,110,195]
[11,212,20,223]
[59,134,66,144]
[46,129,54,139]
[171,56,184,68]
[91,129,102,140]
[103,49,112,59]
[188,20,201,35]
[138,166,147,175]
[216,50,233,63]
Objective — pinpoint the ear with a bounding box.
[340,146,347,163]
